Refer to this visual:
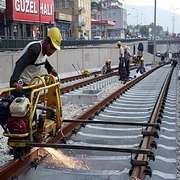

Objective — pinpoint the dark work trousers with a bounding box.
[136,65,145,74]
[118,57,128,81]
[125,59,130,78]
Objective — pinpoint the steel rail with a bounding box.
[0,65,162,180]
[63,119,160,129]
[61,71,117,94]
[60,66,136,94]
[49,65,161,143]
[130,66,174,180]
[60,67,119,83]
[30,143,153,156]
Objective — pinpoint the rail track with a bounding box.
[60,66,133,94]
[0,63,177,180]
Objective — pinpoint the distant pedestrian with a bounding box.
[160,54,165,64]
[124,46,131,79]
[137,42,144,61]
[133,44,136,56]
[117,41,128,82]
[168,52,172,61]
[171,59,177,67]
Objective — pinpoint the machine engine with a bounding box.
[0,96,29,134]
[0,75,62,159]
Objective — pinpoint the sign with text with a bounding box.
[7,0,54,23]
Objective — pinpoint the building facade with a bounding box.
[102,5,127,38]
[91,0,115,39]
[1,0,91,40]
[0,0,5,37]
[55,0,91,40]
[5,0,55,39]
[91,0,127,39]
[73,0,91,40]
[54,0,72,40]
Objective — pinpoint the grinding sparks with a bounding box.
[44,148,89,170]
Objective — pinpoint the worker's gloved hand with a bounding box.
[51,69,58,77]
[13,81,24,90]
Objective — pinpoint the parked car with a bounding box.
[156,51,161,57]
[93,36,102,40]
[80,34,88,40]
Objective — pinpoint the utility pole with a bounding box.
[153,0,157,64]
[39,0,41,38]
[171,7,178,34]
[100,0,103,38]
[172,14,175,34]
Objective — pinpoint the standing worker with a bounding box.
[117,41,127,83]
[10,27,62,89]
[101,59,112,75]
[124,45,131,79]
[137,42,144,61]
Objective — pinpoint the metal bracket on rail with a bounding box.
[30,153,48,170]
[157,118,162,124]
[158,113,163,118]
[129,159,148,176]
[129,160,153,177]
[147,151,155,161]
[150,140,157,149]
[72,128,79,135]
[131,159,148,167]
[144,165,152,177]
[142,130,159,138]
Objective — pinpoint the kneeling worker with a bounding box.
[10,27,62,89]
[136,56,146,74]
[101,59,112,75]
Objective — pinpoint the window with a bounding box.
[63,0,70,8]
[54,0,60,9]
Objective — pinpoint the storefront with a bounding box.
[91,19,115,39]
[55,12,72,40]
[0,0,5,37]
[6,0,55,39]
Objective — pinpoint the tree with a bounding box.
[139,25,149,37]
[149,23,163,37]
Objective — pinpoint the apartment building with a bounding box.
[91,0,127,39]
[5,0,55,39]
[0,0,5,37]
[0,0,91,40]
[55,0,91,40]
[54,0,73,40]
[73,0,91,40]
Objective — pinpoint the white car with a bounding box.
[156,51,161,57]
[93,36,102,40]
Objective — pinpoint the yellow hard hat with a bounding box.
[140,57,144,61]
[117,41,121,46]
[106,59,111,63]
[47,27,62,50]
[124,45,130,50]
[82,69,90,75]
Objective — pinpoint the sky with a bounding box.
[124,0,180,33]
[125,0,180,13]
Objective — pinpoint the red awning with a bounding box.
[91,19,115,26]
